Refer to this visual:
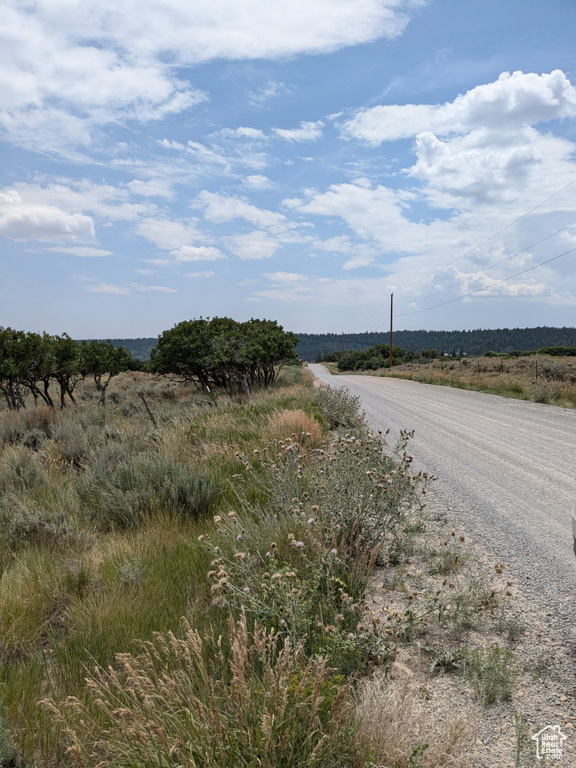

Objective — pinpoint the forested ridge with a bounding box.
[105,327,576,362]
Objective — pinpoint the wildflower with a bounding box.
[262,572,270,580]
[294,541,304,548]
[207,570,216,578]
[325,625,336,634]
[280,619,286,625]
[197,535,205,541]
[292,588,300,595]
[335,614,344,622]
[330,548,338,556]
[311,505,319,511]
[271,541,278,549]
[287,533,295,540]
[234,552,246,560]
[307,518,314,524]
[228,510,236,517]
[213,516,222,523]
[265,552,271,557]
[243,587,250,593]
[292,497,299,503]
[236,534,242,540]
[212,596,226,608]
[286,571,297,579]
[272,572,282,581]
[351,603,360,612]
[448,582,455,588]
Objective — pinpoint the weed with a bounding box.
[313,384,366,431]
[463,645,517,705]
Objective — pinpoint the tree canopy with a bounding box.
[149,317,299,392]
[0,328,134,409]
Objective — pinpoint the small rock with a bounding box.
[389,661,414,680]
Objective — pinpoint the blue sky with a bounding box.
[1,0,576,338]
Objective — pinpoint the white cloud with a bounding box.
[186,270,215,278]
[219,127,266,140]
[341,70,576,145]
[244,175,273,190]
[171,245,226,262]
[136,217,204,250]
[46,246,112,257]
[0,190,95,242]
[86,282,129,294]
[274,121,324,143]
[1,0,422,152]
[198,191,289,232]
[248,81,289,107]
[131,283,177,293]
[223,230,281,259]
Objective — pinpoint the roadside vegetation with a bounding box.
[320,344,576,407]
[0,350,535,767]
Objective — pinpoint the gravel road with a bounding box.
[308,364,576,625]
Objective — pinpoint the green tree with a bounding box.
[150,317,298,393]
[80,340,133,405]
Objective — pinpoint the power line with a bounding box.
[392,245,576,320]
[395,177,576,293]
[354,176,576,333]
[395,219,576,310]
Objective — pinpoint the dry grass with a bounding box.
[356,673,473,768]
[264,408,323,448]
[386,355,576,406]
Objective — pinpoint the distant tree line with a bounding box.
[296,327,576,361]
[0,329,135,409]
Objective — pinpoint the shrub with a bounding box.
[313,385,365,431]
[76,454,221,529]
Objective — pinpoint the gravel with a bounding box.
[309,364,576,766]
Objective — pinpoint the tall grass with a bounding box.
[0,372,443,767]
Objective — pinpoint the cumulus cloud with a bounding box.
[274,121,324,143]
[0,190,95,242]
[341,70,576,145]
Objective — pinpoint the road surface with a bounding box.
[308,364,576,621]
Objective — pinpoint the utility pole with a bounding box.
[389,293,394,370]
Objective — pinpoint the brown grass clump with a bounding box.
[264,408,323,448]
[356,672,472,768]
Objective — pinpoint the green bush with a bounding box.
[76,453,221,529]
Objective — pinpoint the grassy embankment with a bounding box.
[0,367,520,767]
[328,354,576,407]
